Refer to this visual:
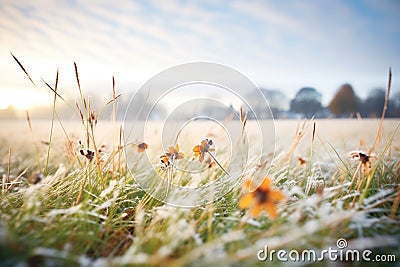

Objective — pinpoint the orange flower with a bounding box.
[137,142,148,152]
[159,144,184,170]
[160,154,171,170]
[193,139,214,162]
[165,144,184,160]
[239,177,285,218]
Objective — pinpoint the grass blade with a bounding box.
[10,52,36,87]
[41,78,65,102]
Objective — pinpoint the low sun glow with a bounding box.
[0,88,52,110]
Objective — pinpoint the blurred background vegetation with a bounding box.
[1,84,399,120]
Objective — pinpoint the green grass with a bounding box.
[0,61,399,266]
[0,117,399,267]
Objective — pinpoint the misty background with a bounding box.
[0,1,399,120]
[1,84,399,120]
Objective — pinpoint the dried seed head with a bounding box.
[349,151,370,164]
[137,142,148,153]
[88,110,98,127]
[29,172,43,184]
[78,140,95,162]
[349,150,376,175]
[297,156,307,166]
[160,154,171,170]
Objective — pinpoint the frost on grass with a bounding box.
[47,204,82,218]
[0,118,399,266]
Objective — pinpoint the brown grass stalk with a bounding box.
[44,69,59,175]
[111,76,117,180]
[25,110,32,133]
[358,68,392,205]
[279,118,311,165]
[6,148,11,191]
[306,121,317,195]
[118,125,124,177]
[369,67,391,154]
[10,52,36,87]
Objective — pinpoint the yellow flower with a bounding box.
[165,144,184,160]
[239,177,285,218]
[193,139,214,162]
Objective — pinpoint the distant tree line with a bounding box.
[286,84,400,119]
[1,84,399,120]
[245,85,399,119]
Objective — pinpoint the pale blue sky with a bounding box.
[0,0,399,109]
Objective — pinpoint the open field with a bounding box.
[1,119,398,155]
[0,118,399,266]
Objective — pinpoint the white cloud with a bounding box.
[0,0,399,109]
